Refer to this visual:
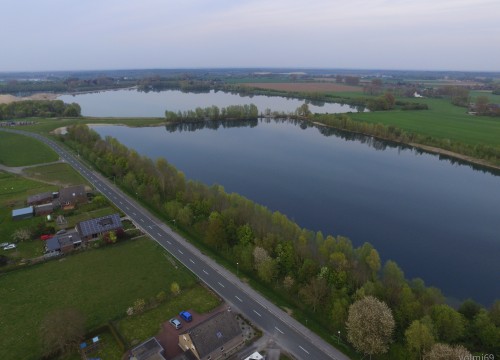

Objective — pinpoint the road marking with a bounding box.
[132,212,136,216]
[157,232,162,237]
[189,259,195,264]
[126,206,129,210]
[119,201,123,205]
[275,326,284,334]
[299,346,309,355]
[218,282,225,288]
[203,270,209,275]
[148,225,153,229]
[235,295,243,302]
[178,249,184,255]
[166,240,172,245]
[140,218,144,222]
[253,310,262,317]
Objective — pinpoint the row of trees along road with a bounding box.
[62,124,500,359]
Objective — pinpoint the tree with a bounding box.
[475,95,490,115]
[346,296,395,358]
[430,304,465,343]
[490,300,500,327]
[405,320,435,360]
[424,343,471,360]
[458,299,481,320]
[39,308,86,357]
[299,277,329,312]
[11,227,32,242]
[171,282,180,296]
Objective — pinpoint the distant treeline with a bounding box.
[0,77,136,95]
[63,124,500,358]
[0,100,81,120]
[165,104,258,122]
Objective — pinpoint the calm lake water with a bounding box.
[92,119,500,305]
[58,89,361,117]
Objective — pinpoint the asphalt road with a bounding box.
[2,128,350,360]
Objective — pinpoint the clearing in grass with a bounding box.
[22,162,88,187]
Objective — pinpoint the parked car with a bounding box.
[0,242,8,247]
[3,244,16,250]
[56,229,67,235]
[169,318,182,329]
[179,311,192,322]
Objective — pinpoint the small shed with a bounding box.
[35,203,54,216]
[12,206,34,221]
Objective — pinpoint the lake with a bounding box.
[91,119,500,305]
[58,88,362,117]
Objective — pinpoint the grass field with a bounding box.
[0,131,59,166]
[470,90,500,103]
[243,82,363,93]
[351,98,500,147]
[22,162,88,186]
[0,237,216,360]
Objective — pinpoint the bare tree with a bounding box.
[424,343,471,360]
[39,308,85,357]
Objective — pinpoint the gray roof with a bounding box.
[77,213,122,238]
[46,237,60,252]
[45,232,82,252]
[59,185,86,203]
[27,192,52,204]
[184,311,242,358]
[131,337,165,360]
[12,206,34,217]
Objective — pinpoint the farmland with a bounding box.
[0,131,59,166]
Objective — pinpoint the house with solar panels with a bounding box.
[76,213,123,242]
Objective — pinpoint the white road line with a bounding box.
[275,326,284,334]
[119,201,123,205]
[218,282,225,288]
[253,310,262,317]
[132,212,136,216]
[126,206,129,210]
[140,218,144,222]
[166,240,172,245]
[189,259,195,264]
[178,249,184,255]
[299,346,309,355]
[203,270,209,275]
[148,225,153,229]
[157,232,162,237]
[235,295,243,302]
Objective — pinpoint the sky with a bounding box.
[2,0,500,72]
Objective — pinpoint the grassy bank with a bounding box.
[22,162,88,186]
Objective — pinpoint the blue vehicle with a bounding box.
[179,310,192,322]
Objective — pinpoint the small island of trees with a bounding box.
[165,104,258,123]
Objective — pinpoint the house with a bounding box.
[45,232,82,254]
[130,337,166,360]
[76,213,123,241]
[58,185,88,210]
[27,192,53,206]
[12,206,34,221]
[178,311,243,360]
[34,203,54,216]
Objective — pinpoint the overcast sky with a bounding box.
[2,0,499,72]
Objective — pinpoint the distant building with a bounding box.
[130,337,166,360]
[178,311,243,360]
[34,203,54,216]
[12,206,34,221]
[58,185,88,210]
[76,213,123,241]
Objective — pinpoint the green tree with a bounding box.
[430,304,465,343]
[170,282,180,296]
[475,95,490,115]
[39,308,86,357]
[458,299,481,320]
[489,300,500,327]
[405,320,434,360]
[346,296,395,358]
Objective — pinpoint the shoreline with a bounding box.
[311,121,500,173]
[0,93,59,104]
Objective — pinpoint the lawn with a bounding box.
[351,98,500,147]
[23,162,88,186]
[470,90,500,103]
[0,237,208,360]
[0,131,59,166]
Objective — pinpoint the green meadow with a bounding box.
[0,237,218,360]
[0,131,59,166]
[351,98,500,147]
